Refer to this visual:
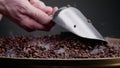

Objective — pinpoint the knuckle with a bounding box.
[17,5,27,14]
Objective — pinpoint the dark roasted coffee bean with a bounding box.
[0,34,120,58]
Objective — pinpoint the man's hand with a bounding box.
[0,0,58,31]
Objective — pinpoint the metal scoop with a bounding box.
[53,7,106,42]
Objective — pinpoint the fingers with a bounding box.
[26,4,52,25]
[19,15,49,31]
[52,7,58,15]
[30,0,58,16]
[0,0,55,32]
[0,14,3,21]
[25,0,57,31]
[30,0,46,7]
[44,6,53,15]
[30,0,46,11]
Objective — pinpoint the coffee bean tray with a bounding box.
[0,32,120,68]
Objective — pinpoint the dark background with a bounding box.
[0,0,120,38]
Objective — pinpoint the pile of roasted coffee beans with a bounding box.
[0,33,120,59]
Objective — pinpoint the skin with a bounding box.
[0,0,58,31]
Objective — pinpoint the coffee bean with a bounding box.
[0,33,120,58]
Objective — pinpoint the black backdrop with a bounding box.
[0,0,120,38]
